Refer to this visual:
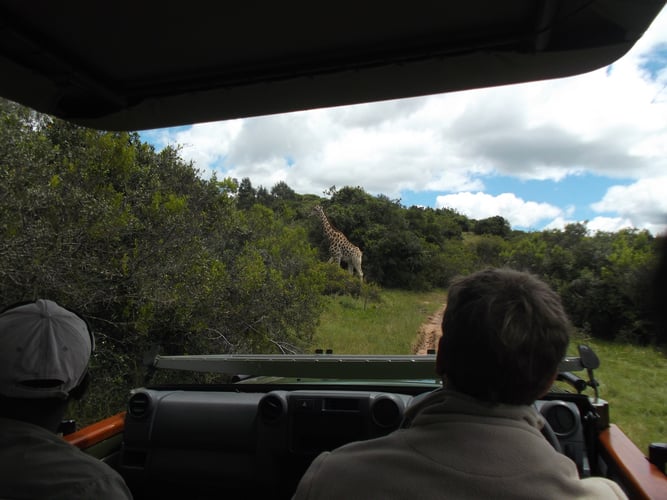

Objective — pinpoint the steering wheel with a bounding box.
[541,418,563,453]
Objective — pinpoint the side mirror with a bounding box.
[578,344,600,402]
[578,344,600,370]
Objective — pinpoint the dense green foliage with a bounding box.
[0,100,326,418]
[1,98,664,421]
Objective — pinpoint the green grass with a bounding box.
[311,289,667,454]
[310,289,447,355]
[566,334,667,454]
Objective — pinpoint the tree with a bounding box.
[237,177,256,209]
[271,180,297,200]
[474,216,511,237]
[472,235,508,268]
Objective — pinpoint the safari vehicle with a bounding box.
[1,0,666,498]
[64,346,666,499]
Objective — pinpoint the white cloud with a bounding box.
[586,216,636,234]
[435,192,562,229]
[591,177,667,234]
[149,121,243,178]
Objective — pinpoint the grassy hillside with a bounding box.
[310,289,667,454]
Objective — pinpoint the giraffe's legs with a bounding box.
[343,256,363,280]
[353,259,364,281]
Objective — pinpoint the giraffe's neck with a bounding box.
[316,209,336,240]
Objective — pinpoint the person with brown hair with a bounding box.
[0,299,132,499]
[293,268,626,499]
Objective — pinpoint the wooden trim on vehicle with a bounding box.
[598,424,667,500]
[64,412,126,450]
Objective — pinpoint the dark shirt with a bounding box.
[0,417,132,499]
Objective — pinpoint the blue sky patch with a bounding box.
[399,173,634,228]
[639,43,667,80]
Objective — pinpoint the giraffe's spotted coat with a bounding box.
[312,205,363,280]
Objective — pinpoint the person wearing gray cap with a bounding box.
[0,299,132,499]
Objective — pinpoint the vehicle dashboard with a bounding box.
[118,383,595,500]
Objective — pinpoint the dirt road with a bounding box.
[412,303,446,355]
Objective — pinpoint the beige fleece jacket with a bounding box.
[293,389,627,500]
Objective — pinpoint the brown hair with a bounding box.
[437,268,570,405]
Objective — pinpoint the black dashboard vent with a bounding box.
[370,396,402,428]
[259,393,286,424]
[127,392,151,419]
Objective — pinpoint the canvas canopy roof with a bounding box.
[0,1,664,130]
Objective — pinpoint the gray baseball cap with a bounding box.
[0,299,94,399]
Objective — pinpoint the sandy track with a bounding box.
[412,303,446,355]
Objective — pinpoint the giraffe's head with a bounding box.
[311,204,334,233]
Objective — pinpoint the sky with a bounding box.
[141,6,667,236]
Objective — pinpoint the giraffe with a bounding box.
[311,205,364,280]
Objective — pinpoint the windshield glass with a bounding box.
[0,4,665,453]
